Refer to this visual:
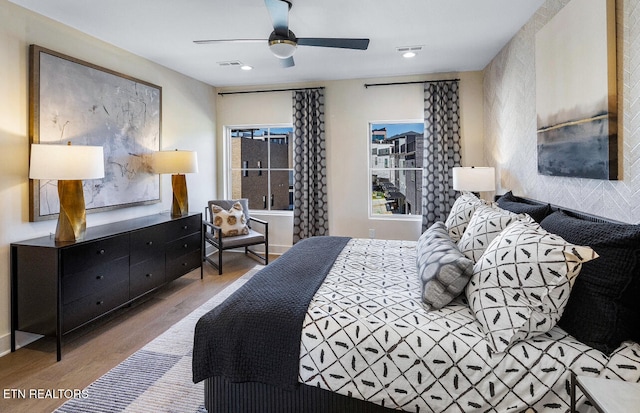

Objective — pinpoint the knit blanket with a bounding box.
[192,236,350,389]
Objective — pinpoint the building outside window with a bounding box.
[228,126,294,211]
[370,122,424,216]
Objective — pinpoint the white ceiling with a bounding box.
[8,0,544,88]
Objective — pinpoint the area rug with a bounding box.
[54,266,262,413]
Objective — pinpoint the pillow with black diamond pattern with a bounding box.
[457,204,526,263]
[417,221,474,309]
[444,192,487,242]
[465,219,598,353]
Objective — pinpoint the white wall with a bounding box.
[0,0,217,356]
[216,72,485,249]
[484,0,640,223]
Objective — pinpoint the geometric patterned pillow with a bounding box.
[416,222,474,309]
[211,202,249,237]
[465,219,598,353]
[457,205,527,263]
[444,192,486,242]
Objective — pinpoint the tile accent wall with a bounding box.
[484,0,640,223]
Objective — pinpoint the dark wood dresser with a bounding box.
[10,212,202,361]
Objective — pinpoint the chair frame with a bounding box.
[202,205,269,275]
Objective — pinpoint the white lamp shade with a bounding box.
[152,150,199,174]
[452,167,496,192]
[29,144,105,180]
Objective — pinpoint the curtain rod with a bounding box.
[364,79,460,88]
[218,86,325,96]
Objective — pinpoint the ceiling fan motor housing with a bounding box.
[268,30,297,59]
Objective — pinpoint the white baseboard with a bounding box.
[0,331,43,358]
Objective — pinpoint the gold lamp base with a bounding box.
[171,174,189,217]
[55,179,87,242]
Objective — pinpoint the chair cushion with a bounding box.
[210,202,249,237]
[216,229,266,248]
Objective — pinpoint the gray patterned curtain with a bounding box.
[422,80,462,231]
[292,88,328,243]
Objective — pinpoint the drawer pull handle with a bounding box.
[98,249,106,255]
[146,273,153,278]
[96,275,104,280]
[183,243,188,248]
[183,225,188,230]
[96,300,104,306]
[182,262,187,267]
[147,241,153,246]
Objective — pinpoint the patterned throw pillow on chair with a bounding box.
[457,205,526,263]
[211,202,249,237]
[466,219,598,353]
[444,192,486,242]
[417,222,474,309]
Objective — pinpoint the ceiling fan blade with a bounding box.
[297,38,370,50]
[264,0,290,37]
[193,39,266,44]
[280,56,295,68]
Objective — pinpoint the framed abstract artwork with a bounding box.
[535,0,618,180]
[29,45,162,222]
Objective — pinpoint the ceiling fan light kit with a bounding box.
[268,33,297,59]
[194,0,370,67]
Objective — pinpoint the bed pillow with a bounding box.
[466,219,597,353]
[457,205,526,263]
[496,191,551,223]
[445,192,486,242]
[210,202,249,237]
[540,210,640,353]
[417,222,474,309]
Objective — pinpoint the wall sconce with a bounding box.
[29,143,105,242]
[452,166,496,196]
[152,150,199,217]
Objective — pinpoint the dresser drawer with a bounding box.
[130,254,166,299]
[166,232,201,261]
[166,250,201,281]
[165,215,201,239]
[62,279,129,332]
[62,256,129,305]
[62,235,130,275]
[130,225,167,265]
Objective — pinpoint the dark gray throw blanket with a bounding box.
[192,236,350,389]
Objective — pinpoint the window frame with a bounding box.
[224,124,295,216]
[368,120,424,221]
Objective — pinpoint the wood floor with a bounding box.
[0,253,270,413]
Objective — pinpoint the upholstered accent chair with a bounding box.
[202,199,268,274]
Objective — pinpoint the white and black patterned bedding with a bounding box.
[298,239,640,412]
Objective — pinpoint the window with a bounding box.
[370,122,424,216]
[228,126,294,211]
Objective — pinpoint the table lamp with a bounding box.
[29,142,105,242]
[152,150,199,217]
[452,166,496,196]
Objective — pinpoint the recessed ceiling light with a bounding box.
[396,46,422,59]
[240,65,253,71]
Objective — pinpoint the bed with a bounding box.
[193,193,640,413]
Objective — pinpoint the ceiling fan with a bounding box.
[194,0,370,67]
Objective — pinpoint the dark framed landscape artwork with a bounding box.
[535,0,618,180]
[29,45,162,222]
